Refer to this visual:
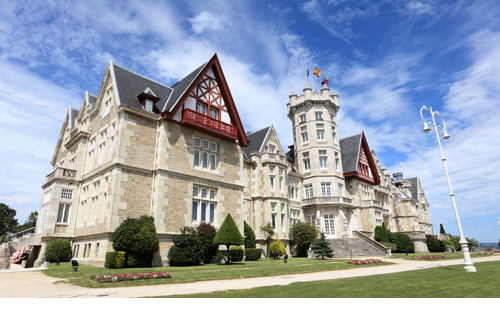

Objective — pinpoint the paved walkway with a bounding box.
[1,256,499,298]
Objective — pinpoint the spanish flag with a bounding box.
[313,67,320,78]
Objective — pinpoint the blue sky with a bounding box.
[1,0,499,242]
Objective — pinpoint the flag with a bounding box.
[313,67,320,78]
[306,63,309,78]
[321,76,330,86]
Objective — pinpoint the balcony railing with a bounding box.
[261,152,287,164]
[361,199,382,207]
[182,108,237,141]
[374,185,390,193]
[45,167,77,184]
[302,196,353,206]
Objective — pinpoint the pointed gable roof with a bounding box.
[110,62,173,114]
[243,126,270,158]
[340,131,381,185]
[161,53,249,146]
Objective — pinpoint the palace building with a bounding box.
[28,54,432,267]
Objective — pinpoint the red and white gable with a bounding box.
[163,54,248,146]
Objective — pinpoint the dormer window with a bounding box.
[145,99,153,112]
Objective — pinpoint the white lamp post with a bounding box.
[420,106,476,272]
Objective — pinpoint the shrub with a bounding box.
[245,248,262,261]
[213,214,244,251]
[380,241,397,252]
[45,238,71,262]
[290,221,318,257]
[244,221,256,249]
[394,233,415,253]
[441,239,453,246]
[269,238,286,259]
[375,224,396,243]
[168,227,203,267]
[105,251,126,269]
[10,246,32,264]
[198,222,218,264]
[426,235,445,252]
[439,224,446,234]
[229,245,244,262]
[113,215,159,267]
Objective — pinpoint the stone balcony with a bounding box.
[302,196,353,207]
[44,167,77,187]
[261,152,288,165]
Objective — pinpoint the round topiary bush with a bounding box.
[113,215,159,267]
[269,238,286,259]
[45,238,71,262]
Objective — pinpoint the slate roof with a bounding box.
[69,107,80,128]
[405,177,419,200]
[164,63,206,112]
[111,63,174,114]
[242,126,270,158]
[88,93,97,107]
[339,133,362,173]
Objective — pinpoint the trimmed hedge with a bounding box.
[230,245,244,262]
[105,251,126,269]
[45,238,72,262]
[394,233,415,253]
[426,234,446,252]
[245,248,262,261]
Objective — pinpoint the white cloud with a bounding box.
[189,12,223,34]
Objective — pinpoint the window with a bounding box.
[324,215,335,236]
[270,175,275,189]
[197,103,207,115]
[338,183,344,196]
[268,145,275,153]
[145,99,153,112]
[192,186,217,223]
[271,202,276,212]
[315,112,323,120]
[194,137,218,171]
[38,204,48,233]
[303,152,310,171]
[319,150,328,169]
[321,183,331,197]
[332,126,336,142]
[335,152,340,171]
[271,214,276,228]
[316,123,325,140]
[376,211,382,226]
[299,114,306,123]
[57,203,71,223]
[300,126,308,143]
[305,184,313,198]
[61,189,73,199]
[289,179,299,199]
[210,107,219,119]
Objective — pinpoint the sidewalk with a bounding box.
[1,256,499,298]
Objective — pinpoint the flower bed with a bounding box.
[412,255,444,259]
[476,252,497,255]
[10,246,32,264]
[94,271,172,283]
[347,259,382,265]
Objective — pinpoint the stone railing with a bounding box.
[353,230,391,255]
[397,231,427,240]
[45,167,77,184]
[361,199,382,207]
[374,185,390,193]
[302,196,353,206]
[261,152,287,165]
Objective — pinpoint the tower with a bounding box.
[287,84,351,238]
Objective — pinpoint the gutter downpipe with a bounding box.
[150,119,160,216]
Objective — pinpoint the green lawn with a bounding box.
[43,257,390,288]
[162,261,500,298]
[389,251,495,260]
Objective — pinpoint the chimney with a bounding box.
[393,172,403,183]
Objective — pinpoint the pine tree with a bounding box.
[439,224,446,234]
[311,232,334,259]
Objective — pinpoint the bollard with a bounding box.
[284,253,288,263]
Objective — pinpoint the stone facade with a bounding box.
[30,55,433,267]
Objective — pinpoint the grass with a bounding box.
[162,261,500,298]
[389,251,495,260]
[43,257,390,288]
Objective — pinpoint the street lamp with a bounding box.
[420,106,476,272]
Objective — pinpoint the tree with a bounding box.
[14,211,38,234]
[197,222,218,264]
[260,222,275,258]
[439,224,446,234]
[310,233,334,259]
[269,238,286,259]
[113,215,159,267]
[213,214,244,251]
[244,221,256,249]
[0,203,18,238]
[290,221,318,257]
[466,238,480,251]
[394,233,415,253]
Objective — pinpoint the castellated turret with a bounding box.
[286,84,350,237]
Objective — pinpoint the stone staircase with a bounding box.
[311,237,389,259]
